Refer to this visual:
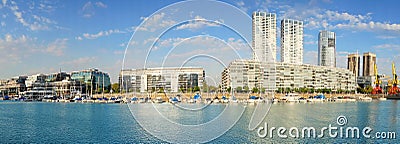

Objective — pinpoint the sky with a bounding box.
[0,0,399,85]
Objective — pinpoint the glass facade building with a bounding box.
[71,68,111,93]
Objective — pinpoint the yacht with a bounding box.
[281,93,300,103]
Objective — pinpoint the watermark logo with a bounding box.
[257,115,396,139]
[122,0,274,143]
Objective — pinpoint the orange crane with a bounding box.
[372,63,382,94]
[388,62,399,95]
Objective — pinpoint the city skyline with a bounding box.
[1,0,399,84]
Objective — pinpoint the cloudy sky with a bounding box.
[0,0,399,84]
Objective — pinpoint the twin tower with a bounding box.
[252,11,336,67]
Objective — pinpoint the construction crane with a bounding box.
[372,63,383,94]
[388,62,399,95]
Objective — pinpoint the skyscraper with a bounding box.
[363,52,377,77]
[318,30,336,67]
[347,54,360,77]
[281,19,303,65]
[252,12,276,62]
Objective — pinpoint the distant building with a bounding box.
[0,76,27,96]
[347,54,360,77]
[120,67,205,93]
[363,52,376,77]
[71,68,111,93]
[281,19,303,65]
[252,12,277,62]
[318,30,336,67]
[221,60,355,92]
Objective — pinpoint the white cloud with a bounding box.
[137,13,176,32]
[373,44,400,50]
[7,1,56,31]
[336,51,352,68]
[376,35,397,39]
[175,16,221,30]
[0,34,67,64]
[2,0,6,6]
[95,2,107,8]
[304,40,317,45]
[46,38,68,56]
[304,50,318,65]
[60,57,97,66]
[81,1,107,18]
[235,1,248,13]
[278,5,400,33]
[81,29,125,39]
[75,36,83,40]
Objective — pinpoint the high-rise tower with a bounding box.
[318,30,336,67]
[281,19,303,65]
[252,12,276,62]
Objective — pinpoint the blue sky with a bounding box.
[0,0,399,84]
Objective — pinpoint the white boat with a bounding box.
[335,96,356,102]
[358,96,372,101]
[281,93,300,103]
[154,97,165,103]
[229,96,238,103]
[213,99,220,103]
[378,97,387,101]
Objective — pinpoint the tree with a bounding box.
[193,86,200,92]
[111,83,120,93]
[364,85,373,94]
[252,87,259,94]
[285,87,291,93]
[236,87,242,93]
[158,87,164,93]
[227,87,231,93]
[243,86,249,93]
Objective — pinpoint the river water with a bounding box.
[0,101,398,143]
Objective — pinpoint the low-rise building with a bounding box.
[120,67,205,93]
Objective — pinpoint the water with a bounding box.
[0,101,399,143]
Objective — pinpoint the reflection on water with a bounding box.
[0,101,399,143]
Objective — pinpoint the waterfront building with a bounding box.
[252,12,277,62]
[0,76,27,96]
[281,19,303,65]
[71,68,111,93]
[274,63,356,91]
[318,30,336,67]
[363,52,376,77]
[120,67,205,93]
[221,59,276,93]
[347,54,360,77]
[222,61,356,92]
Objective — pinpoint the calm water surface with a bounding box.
[0,101,399,143]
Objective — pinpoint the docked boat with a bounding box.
[358,96,373,101]
[298,97,307,103]
[307,94,326,102]
[212,96,220,103]
[386,94,400,100]
[221,96,229,103]
[229,96,238,103]
[154,97,165,103]
[281,93,300,103]
[378,97,387,100]
[335,96,356,102]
